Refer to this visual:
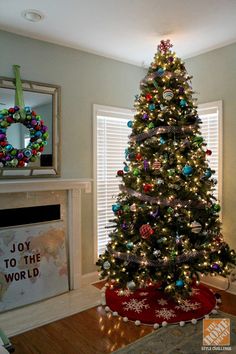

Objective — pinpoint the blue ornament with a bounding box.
[149,103,156,111]
[124,165,129,172]
[156,68,165,77]
[182,165,193,176]
[35,131,42,138]
[204,169,212,178]
[127,121,133,128]
[175,279,184,287]
[23,149,32,158]
[180,99,187,107]
[159,137,165,145]
[112,203,121,212]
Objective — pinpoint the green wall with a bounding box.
[185,43,236,251]
[0,30,146,274]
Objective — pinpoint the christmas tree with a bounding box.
[97,40,236,301]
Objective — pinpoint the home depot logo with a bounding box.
[203,318,230,347]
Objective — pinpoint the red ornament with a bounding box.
[117,170,124,176]
[143,183,152,193]
[0,141,7,147]
[32,149,37,156]
[8,108,15,114]
[206,149,212,156]
[35,125,41,131]
[18,160,25,167]
[0,152,5,158]
[7,117,14,123]
[146,93,153,102]
[31,111,36,116]
[135,153,142,161]
[139,224,154,239]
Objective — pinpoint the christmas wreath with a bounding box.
[0,65,49,168]
[0,106,48,167]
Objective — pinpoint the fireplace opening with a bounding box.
[0,204,61,227]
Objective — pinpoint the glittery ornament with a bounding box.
[103,261,111,270]
[155,68,165,77]
[126,242,134,250]
[149,103,155,111]
[180,99,187,107]
[163,88,174,101]
[190,221,202,234]
[153,249,161,257]
[158,39,173,53]
[112,203,121,212]
[159,137,165,145]
[152,160,161,170]
[139,224,154,239]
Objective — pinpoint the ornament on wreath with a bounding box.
[139,224,154,239]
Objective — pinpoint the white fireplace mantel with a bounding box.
[0,178,92,290]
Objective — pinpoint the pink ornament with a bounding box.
[153,161,161,170]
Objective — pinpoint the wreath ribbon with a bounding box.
[13,65,26,119]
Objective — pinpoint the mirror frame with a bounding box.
[0,76,61,178]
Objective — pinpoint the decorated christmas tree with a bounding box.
[97,40,236,302]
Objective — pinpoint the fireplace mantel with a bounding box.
[0,178,92,194]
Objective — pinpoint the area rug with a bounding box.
[105,283,216,325]
[113,311,236,354]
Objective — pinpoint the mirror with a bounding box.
[0,77,61,178]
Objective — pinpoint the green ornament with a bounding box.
[1,121,8,128]
[10,158,18,167]
[36,115,41,120]
[170,251,177,260]
[26,115,32,120]
[13,112,21,120]
[123,205,130,212]
[168,169,175,176]
[10,149,17,156]
[1,109,8,115]
[133,168,140,176]
[30,156,37,162]
[213,204,221,212]
[43,132,49,139]
[167,207,174,214]
[148,122,155,129]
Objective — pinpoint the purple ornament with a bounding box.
[31,119,37,126]
[143,159,149,171]
[0,134,5,139]
[142,113,148,120]
[17,152,24,159]
[121,223,127,230]
[212,263,220,271]
[168,56,174,62]
[5,155,11,161]
[150,208,160,218]
[179,86,184,94]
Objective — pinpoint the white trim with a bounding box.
[93,104,133,264]
[81,271,100,287]
[201,275,236,295]
[198,100,223,213]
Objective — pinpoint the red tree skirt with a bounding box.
[105,283,216,325]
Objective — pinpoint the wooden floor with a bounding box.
[10,285,236,354]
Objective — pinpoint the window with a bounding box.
[198,101,222,202]
[94,105,133,258]
[94,101,222,258]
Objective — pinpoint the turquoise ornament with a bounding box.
[182,165,193,176]
[204,169,212,178]
[149,103,155,111]
[175,279,184,287]
[124,165,129,172]
[5,144,13,151]
[127,121,133,128]
[159,137,165,145]
[156,68,165,77]
[24,106,32,113]
[112,203,121,212]
[126,242,134,250]
[180,99,187,107]
[24,149,32,158]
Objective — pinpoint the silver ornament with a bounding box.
[190,221,202,234]
[127,280,136,290]
[103,261,111,270]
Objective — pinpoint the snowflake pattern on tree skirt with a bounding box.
[122,298,150,313]
[157,298,168,306]
[155,308,176,320]
[175,300,201,312]
[139,292,149,297]
[116,289,132,297]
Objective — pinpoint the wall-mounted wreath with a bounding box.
[0,65,49,168]
[0,106,49,167]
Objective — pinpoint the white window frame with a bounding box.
[93,104,133,262]
[198,100,223,212]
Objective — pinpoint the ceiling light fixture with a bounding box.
[22,9,44,22]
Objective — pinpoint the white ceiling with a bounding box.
[0,0,236,67]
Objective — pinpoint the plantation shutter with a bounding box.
[95,108,132,257]
[198,103,222,200]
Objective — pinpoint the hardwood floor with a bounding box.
[10,284,236,354]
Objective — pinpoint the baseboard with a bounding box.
[201,275,236,295]
[81,271,99,287]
